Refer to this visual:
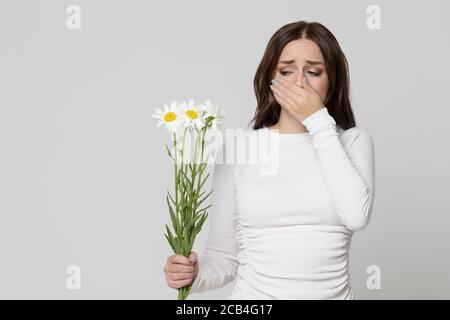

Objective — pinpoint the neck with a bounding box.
[268,109,308,133]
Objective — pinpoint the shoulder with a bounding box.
[221,128,261,152]
[337,126,374,159]
[213,128,253,165]
[338,126,373,146]
[216,128,261,181]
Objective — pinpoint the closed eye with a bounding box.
[280,71,320,76]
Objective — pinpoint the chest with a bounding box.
[234,146,343,228]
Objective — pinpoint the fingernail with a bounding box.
[271,79,277,85]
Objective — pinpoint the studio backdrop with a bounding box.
[0,0,449,299]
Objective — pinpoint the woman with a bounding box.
[164,20,375,299]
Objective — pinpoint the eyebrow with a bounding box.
[278,59,325,66]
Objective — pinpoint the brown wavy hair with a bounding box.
[248,20,356,130]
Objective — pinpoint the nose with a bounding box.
[295,72,305,88]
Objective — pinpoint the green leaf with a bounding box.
[167,189,181,214]
[166,194,180,235]
[195,213,209,235]
[194,188,214,211]
[165,143,173,159]
[165,224,179,253]
[197,172,210,192]
[164,234,177,253]
[179,167,194,190]
[174,235,182,255]
[196,203,212,215]
[188,231,196,250]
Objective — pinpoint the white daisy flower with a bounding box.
[179,99,205,131]
[151,100,181,134]
[199,99,226,130]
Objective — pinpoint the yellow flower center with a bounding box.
[186,109,198,119]
[163,112,177,122]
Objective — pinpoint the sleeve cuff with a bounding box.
[301,107,336,136]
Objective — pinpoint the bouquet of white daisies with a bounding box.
[152,99,225,300]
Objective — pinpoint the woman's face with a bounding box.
[273,38,329,105]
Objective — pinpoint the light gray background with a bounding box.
[0,0,449,299]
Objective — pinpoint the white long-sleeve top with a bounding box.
[190,107,375,299]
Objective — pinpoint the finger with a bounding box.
[277,79,305,97]
[168,278,193,289]
[272,89,295,115]
[270,85,297,111]
[275,78,305,100]
[188,251,198,263]
[168,254,194,266]
[167,263,195,273]
[167,271,194,281]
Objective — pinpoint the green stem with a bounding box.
[196,123,208,193]
[190,129,200,225]
[176,127,188,255]
[178,284,192,300]
[173,133,180,239]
